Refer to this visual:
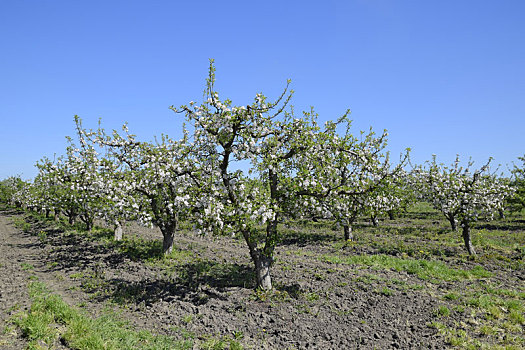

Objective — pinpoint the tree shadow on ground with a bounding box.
[48,233,128,269]
[31,221,255,306]
[89,260,255,307]
[0,207,26,215]
[9,231,44,250]
[278,231,340,247]
[369,225,427,237]
[111,236,163,261]
[276,282,302,299]
[474,221,525,232]
[35,223,164,270]
[403,211,441,220]
[10,214,303,308]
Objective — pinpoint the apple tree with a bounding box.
[418,155,513,256]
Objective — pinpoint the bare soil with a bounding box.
[1,208,522,349]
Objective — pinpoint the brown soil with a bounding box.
[0,209,498,349]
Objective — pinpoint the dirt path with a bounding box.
[0,210,33,349]
[0,211,80,349]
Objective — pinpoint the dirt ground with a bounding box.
[3,207,521,349]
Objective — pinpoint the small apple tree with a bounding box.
[176,60,317,290]
[292,117,408,240]
[509,154,525,213]
[366,181,400,226]
[76,121,143,241]
[0,176,26,207]
[419,155,513,256]
[59,123,107,230]
[90,122,203,254]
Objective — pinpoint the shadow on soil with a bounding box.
[32,221,256,307]
[278,231,339,246]
[404,211,441,220]
[475,221,525,232]
[101,260,255,306]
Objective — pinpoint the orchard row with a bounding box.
[1,61,522,290]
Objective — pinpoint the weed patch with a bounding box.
[320,253,492,282]
[11,281,193,350]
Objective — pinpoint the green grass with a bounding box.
[21,263,34,271]
[320,253,492,282]
[11,281,193,350]
[443,292,460,301]
[199,334,244,350]
[6,203,524,350]
[434,305,451,317]
[114,235,164,261]
[430,281,525,349]
[12,216,32,233]
[378,286,394,296]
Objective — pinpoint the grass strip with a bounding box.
[12,281,192,350]
[320,253,492,282]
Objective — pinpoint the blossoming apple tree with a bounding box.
[509,154,525,213]
[365,170,409,226]
[418,155,513,256]
[89,121,205,254]
[0,176,25,206]
[292,116,409,240]
[176,60,320,290]
[32,157,63,219]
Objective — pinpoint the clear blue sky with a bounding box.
[1,0,524,180]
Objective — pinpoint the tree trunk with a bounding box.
[53,209,60,221]
[252,168,279,290]
[159,216,177,256]
[150,196,178,256]
[162,231,174,255]
[371,215,379,227]
[81,215,94,231]
[446,214,457,231]
[114,220,123,241]
[254,253,272,290]
[343,224,353,241]
[242,226,274,291]
[461,223,476,256]
[498,209,505,219]
[388,210,395,220]
[45,209,51,219]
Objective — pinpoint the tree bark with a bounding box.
[461,223,476,256]
[149,193,178,256]
[162,231,175,255]
[68,213,77,225]
[159,215,177,256]
[254,253,272,290]
[81,215,94,231]
[343,224,353,241]
[371,215,379,227]
[446,214,457,231]
[252,168,279,290]
[114,220,123,241]
[388,210,395,220]
[159,217,177,256]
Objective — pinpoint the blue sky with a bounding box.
[1,0,524,179]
